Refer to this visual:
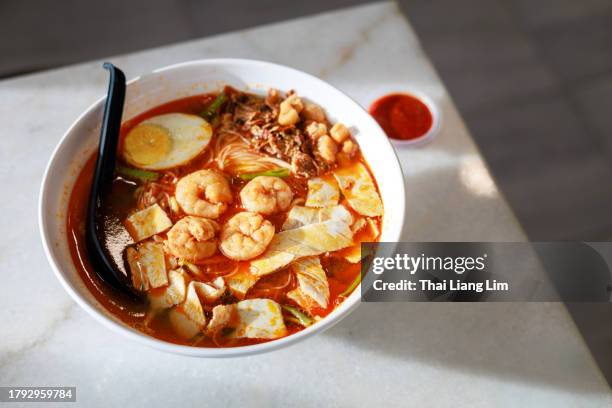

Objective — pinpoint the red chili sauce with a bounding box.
[369,93,433,141]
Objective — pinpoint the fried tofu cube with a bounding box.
[287,257,330,311]
[334,163,383,217]
[126,241,167,291]
[148,269,187,310]
[183,282,207,324]
[169,282,206,339]
[286,290,312,314]
[207,304,239,337]
[169,309,201,340]
[128,247,147,292]
[232,299,287,339]
[207,299,288,340]
[124,204,173,243]
[305,175,340,208]
[225,268,260,299]
[192,277,226,303]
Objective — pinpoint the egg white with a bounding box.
[123,113,212,170]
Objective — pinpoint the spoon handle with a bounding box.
[86,63,134,295]
[96,63,125,185]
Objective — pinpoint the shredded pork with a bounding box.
[222,87,334,177]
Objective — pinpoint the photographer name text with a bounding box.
[373,279,509,293]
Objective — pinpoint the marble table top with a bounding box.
[0,2,610,406]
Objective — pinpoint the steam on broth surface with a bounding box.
[67,86,383,347]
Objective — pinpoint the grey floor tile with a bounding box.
[424,32,558,114]
[0,0,196,76]
[401,0,558,114]
[0,0,373,77]
[504,0,612,29]
[572,73,612,155]
[505,0,612,29]
[184,0,374,32]
[530,11,612,82]
[566,303,612,388]
[400,0,516,37]
[466,92,612,240]
[502,157,612,240]
[466,93,594,172]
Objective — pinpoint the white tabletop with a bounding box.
[0,2,610,406]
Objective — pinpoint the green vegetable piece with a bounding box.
[339,273,362,298]
[116,165,159,182]
[201,93,227,121]
[239,168,290,181]
[282,305,314,327]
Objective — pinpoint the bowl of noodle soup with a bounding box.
[39,59,405,356]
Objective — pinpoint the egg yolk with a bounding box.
[123,124,172,167]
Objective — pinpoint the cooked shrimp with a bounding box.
[240,176,293,215]
[175,170,232,218]
[166,216,219,262]
[219,212,275,261]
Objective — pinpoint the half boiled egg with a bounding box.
[122,113,212,170]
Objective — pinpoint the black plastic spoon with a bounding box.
[86,63,138,298]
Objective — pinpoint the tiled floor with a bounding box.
[402,0,612,240]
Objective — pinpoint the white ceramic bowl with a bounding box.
[39,59,405,357]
